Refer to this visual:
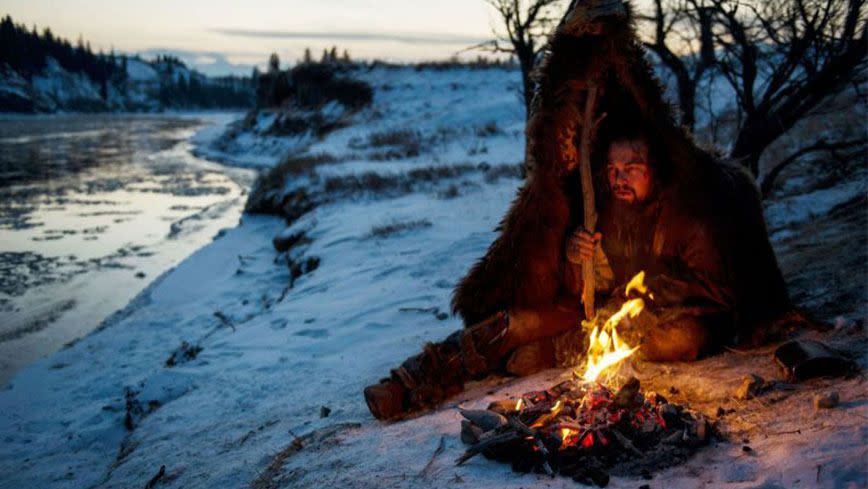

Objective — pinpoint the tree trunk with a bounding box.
[517,44,536,117]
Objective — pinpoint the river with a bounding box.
[0,113,253,385]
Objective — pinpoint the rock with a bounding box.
[320,406,331,418]
[814,391,840,409]
[272,229,307,252]
[735,374,765,400]
[459,409,507,431]
[460,420,484,444]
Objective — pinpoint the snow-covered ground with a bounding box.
[0,66,864,489]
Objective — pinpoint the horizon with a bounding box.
[3,0,503,77]
[4,0,656,77]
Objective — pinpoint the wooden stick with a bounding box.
[418,436,446,479]
[579,85,600,320]
[454,431,521,465]
[508,417,554,477]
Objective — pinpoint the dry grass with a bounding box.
[367,219,432,238]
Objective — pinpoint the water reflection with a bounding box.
[0,113,252,385]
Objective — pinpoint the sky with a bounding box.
[2,0,513,76]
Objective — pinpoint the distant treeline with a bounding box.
[0,15,254,111]
[0,15,126,90]
[255,50,373,110]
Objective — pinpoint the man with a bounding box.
[364,128,752,420]
[364,0,793,421]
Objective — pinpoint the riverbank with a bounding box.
[0,112,253,384]
[0,66,864,489]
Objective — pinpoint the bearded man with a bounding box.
[364,125,788,421]
[364,0,793,420]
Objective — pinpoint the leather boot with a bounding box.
[363,311,509,420]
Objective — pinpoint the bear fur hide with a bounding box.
[450,0,792,344]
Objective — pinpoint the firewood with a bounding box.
[458,409,507,431]
[417,436,446,480]
[613,376,641,408]
[460,420,483,444]
[610,429,643,457]
[507,416,554,476]
[454,431,521,465]
[459,379,707,479]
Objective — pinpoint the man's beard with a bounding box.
[604,193,660,278]
[611,185,637,203]
[607,192,658,247]
[609,197,652,230]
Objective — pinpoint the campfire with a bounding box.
[456,272,710,486]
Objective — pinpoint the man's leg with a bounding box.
[364,304,583,420]
[364,312,509,420]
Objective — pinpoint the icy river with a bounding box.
[0,113,252,385]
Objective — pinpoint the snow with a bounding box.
[126,59,159,82]
[1,65,865,489]
[764,179,866,237]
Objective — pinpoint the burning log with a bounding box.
[455,377,710,484]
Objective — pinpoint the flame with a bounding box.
[515,398,523,411]
[578,271,649,382]
[559,428,577,448]
[625,270,653,299]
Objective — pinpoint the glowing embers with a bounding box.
[457,378,710,485]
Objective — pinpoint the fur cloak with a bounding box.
[451,0,792,344]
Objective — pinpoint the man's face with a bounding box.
[606,139,653,204]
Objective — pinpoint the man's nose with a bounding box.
[614,169,629,183]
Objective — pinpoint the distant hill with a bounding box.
[0,15,254,113]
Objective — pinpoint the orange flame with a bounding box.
[577,271,648,383]
[559,427,577,448]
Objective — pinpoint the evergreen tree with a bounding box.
[268,52,280,72]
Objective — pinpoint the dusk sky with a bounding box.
[3,0,508,76]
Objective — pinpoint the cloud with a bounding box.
[212,28,487,46]
[139,48,257,77]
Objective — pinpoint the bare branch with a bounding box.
[760,137,868,197]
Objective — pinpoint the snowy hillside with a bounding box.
[0,66,865,489]
[0,56,252,113]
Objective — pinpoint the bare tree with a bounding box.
[640,0,867,181]
[479,0,568,115]
[637,0,717,130]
